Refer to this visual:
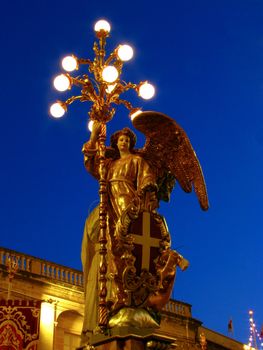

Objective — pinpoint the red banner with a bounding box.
[0,299,41,350]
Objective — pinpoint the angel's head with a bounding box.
[110,127,137,153]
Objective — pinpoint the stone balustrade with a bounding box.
[163,299,192,317]
[0,246,192,317]
[0,246,83,287]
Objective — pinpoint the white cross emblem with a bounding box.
[132,212,161,270]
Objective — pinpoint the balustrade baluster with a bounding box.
[21,256,25,270]
[65,270,69,282]
[16,255,20,269]
[71,272,75,285]
[0,247,112,292]
[26,258,30,271]
[79,274,82,286]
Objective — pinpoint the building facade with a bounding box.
[0,247,244,350]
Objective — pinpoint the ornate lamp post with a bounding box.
[50,19,155,330]
[50,19,155,121]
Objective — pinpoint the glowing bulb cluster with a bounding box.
[53,74,71,91]
[50,102,66,118]
[62,56,78,72]
[117,45,133,61]
[139,82,155,100]
[106,84,116,94]
[50,18,156,120]
[130,109,142,121]
[102,66,119,83]
[94,20,111,33]
[88,120,94,132]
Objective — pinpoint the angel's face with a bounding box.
[117,134,130,153]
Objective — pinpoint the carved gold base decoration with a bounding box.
[78,329,177,350]
[108,307,159,329]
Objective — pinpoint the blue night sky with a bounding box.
[1,0,262,345]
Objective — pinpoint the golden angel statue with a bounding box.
[80,111,208,343]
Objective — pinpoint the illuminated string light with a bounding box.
[246,310,263,350]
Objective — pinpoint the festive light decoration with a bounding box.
[50,19,155,121]
[117,44,134,61]
[247,310,263,350]
[61,55,78,72]
[53,74,71,91]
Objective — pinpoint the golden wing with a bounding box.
[132,111,209,211]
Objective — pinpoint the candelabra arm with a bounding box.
[64,95,84,106]
[114,98,134,111]
[105,49,118,66]
[78,58,93,65]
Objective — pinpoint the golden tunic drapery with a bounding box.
[84,151,157,221]
[81,149,157,340]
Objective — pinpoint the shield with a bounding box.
[119,210,171,308]
[129,211,167,275]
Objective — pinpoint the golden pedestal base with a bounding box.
[77,328,177,350]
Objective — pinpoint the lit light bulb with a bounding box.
[53,74,71,91]
[61,56,78,72]
[117,44,134,61]
[94,19,111,33]
[88,120,94,132]
[106,83,117,94]
[138,82,155,100]
[50,102,66,118]
[102,66,119,83]
[249,311,254,315]
[130,109,142,121]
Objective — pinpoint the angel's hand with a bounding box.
[82,141,90,154]
[90,121,102,143]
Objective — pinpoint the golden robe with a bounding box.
[85,152,157,220]
[81,150,157,339]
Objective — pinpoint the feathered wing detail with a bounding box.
[132,111,209,210]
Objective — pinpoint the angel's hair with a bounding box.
[110,127,137,151]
